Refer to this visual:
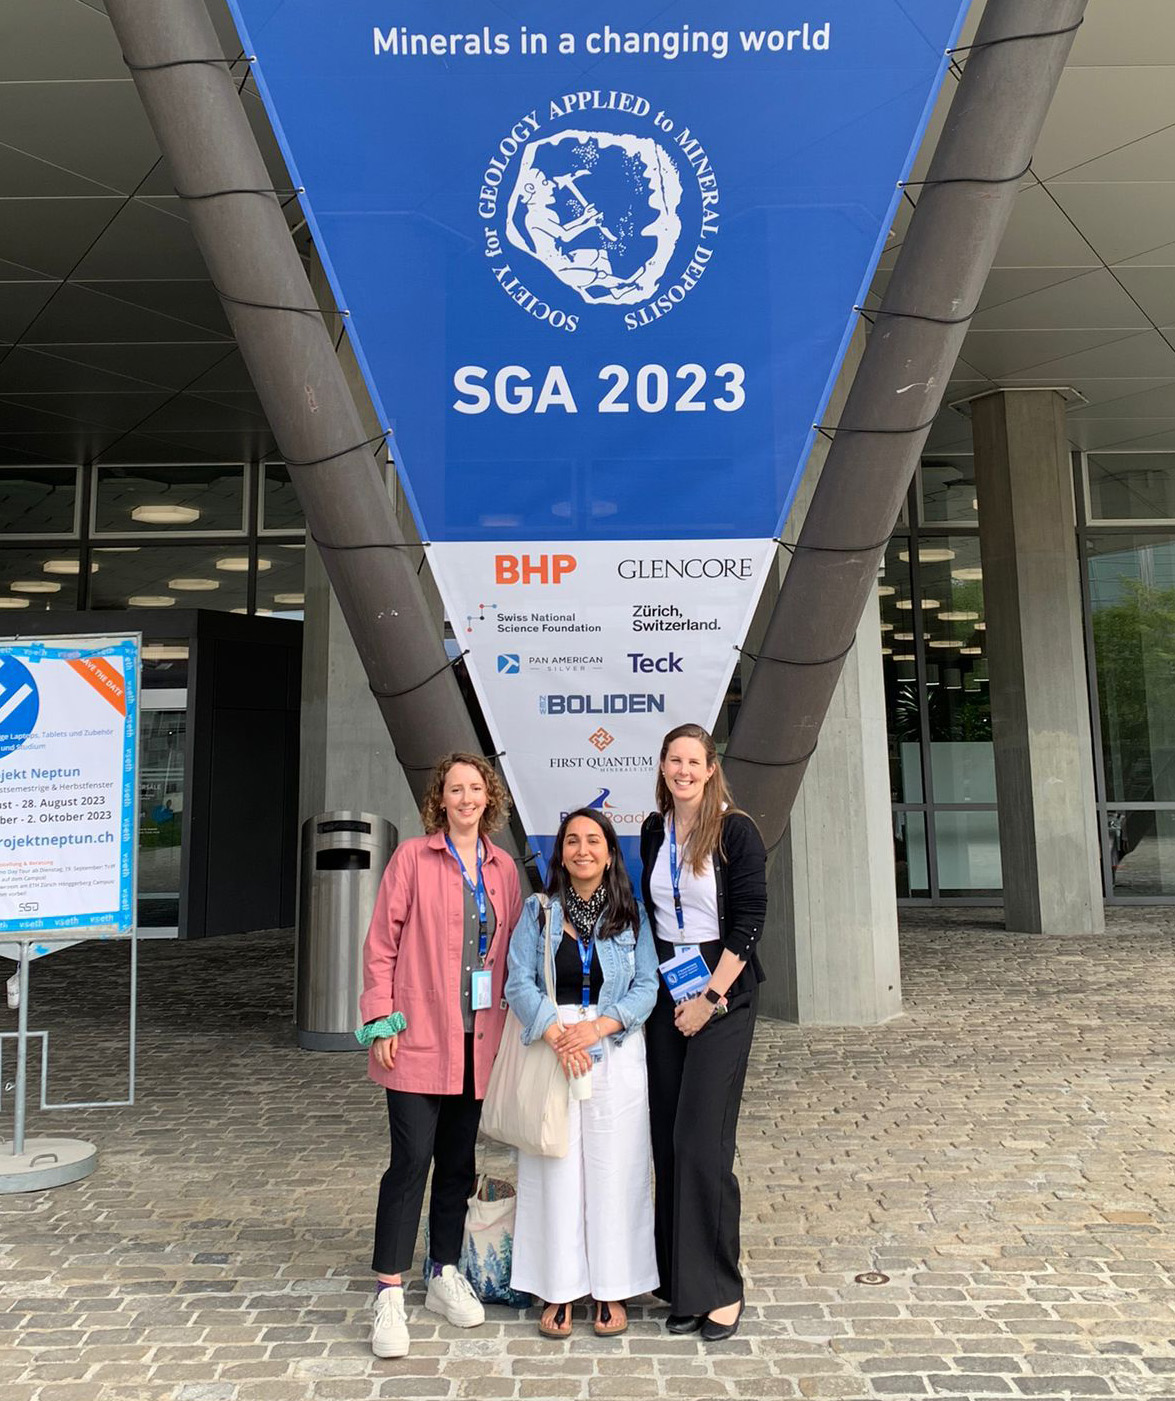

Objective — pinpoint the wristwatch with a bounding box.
[704,987,728,1017]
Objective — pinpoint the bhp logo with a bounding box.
[495,554,577,585]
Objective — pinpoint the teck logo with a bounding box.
[495,553,577,585]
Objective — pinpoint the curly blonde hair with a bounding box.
[420,752,511,835]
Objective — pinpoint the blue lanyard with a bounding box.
[578,932,595,1010]
[668,818,686,932]
[445,836,489,960]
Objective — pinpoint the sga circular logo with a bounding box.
[0,655,40,762]
[477,90,720,332]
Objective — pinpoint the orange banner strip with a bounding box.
[67,656,126,716]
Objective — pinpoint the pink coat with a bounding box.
[360,831,522,1097]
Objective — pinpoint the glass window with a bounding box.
[88,546,248,612]
[879,540,918,803]
[918,456,978,525]
[139,703,186,928]
[255,543,305,618]
[260,463,305,532]
[911,536,992,803]
[894,811,929,898]
[1087,453,1175,524]
[1109,810,1175,898]
[1088,533,1175,805]
[0,468,79,536]
[0,547,82,611]
[94,464,246,535]
[934,810,1002,896]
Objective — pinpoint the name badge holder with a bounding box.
[579,932,604,1063]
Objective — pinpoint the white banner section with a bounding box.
[430,540,776,866]
[0,636,140,935]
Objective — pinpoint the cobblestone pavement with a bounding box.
[4,908,1175,1401]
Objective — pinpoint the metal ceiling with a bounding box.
[1,0,1173,471]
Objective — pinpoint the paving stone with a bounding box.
[6,913,1175,1400]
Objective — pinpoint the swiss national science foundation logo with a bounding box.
[479,91,719,332]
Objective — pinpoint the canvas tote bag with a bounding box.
[481,896,569,1157]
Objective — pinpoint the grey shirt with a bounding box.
[460,881,497,1033]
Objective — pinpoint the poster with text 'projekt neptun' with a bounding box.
[0,638,138,935]
[224,1,969,864]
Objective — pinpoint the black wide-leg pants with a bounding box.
[371,1032,481,1276]
[646,980,758,1317]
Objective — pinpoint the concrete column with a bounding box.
[755,332,902,1026]
[298,250,434,844]
[971,389,1104,934]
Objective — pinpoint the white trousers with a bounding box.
[510,1008,659,1303]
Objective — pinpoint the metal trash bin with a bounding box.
[296,810,396,1050]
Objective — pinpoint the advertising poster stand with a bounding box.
[0,633,141,1193]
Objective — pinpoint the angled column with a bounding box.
[971,389,1104,934]
[756,333,902,1027]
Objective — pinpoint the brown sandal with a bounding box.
[594,1300,628,1336]
[539,1301,574,1338]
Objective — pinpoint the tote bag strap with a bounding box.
[537,893,561,1030]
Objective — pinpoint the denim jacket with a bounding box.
[505,894,658,1048]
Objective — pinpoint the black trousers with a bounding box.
[371,1033,481,1276]
[646,980,758,1316]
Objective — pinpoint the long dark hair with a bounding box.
[545,807,639,940]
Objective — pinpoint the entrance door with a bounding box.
[138,688,187,935]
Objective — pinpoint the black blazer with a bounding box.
[640,810,767,989]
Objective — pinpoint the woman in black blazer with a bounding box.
[640,722,767,1342]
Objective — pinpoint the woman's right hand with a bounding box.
[372,1034,398,1071]
[544,1023,590,1080]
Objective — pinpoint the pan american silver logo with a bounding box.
[478,91,719,332]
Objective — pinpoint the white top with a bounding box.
[650,830,720,944]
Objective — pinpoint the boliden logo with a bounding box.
[495,553,577,585]
[540,693,665,715]
[628,652,683,673]
[497,654,520,674]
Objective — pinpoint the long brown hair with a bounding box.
[654,723,740,876]
[545,808,639,939]
[420,752,511,835]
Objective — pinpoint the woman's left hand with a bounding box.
[674,994,714,1038]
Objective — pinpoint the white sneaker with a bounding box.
[372,1285,409,1358]
[424,1265,485,1327]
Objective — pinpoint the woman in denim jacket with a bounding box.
[505,807,659,1339]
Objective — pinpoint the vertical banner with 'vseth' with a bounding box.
[224,2,970,862]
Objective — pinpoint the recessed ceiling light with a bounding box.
[877,584,895,597]
[255,607,273,616]
[899,547,956,564]
[168,578,219,591]
[274,592,304,605]
[0,597,30,609]
[974,622,987,631]
[893,632,914,641]
[880,647,892,656]
[895,598,940,610]
[892,654,915,662]
[216,556,269,572]
[142,644,189,661]
[11,580,61,593]
[938,610,979,622]
[879,622,894,633]
[128,595,176,607]
[928,639,964,649]
[281,543,306,550]
[132,505,201,525]
[42,559,96,576]
[960,646,983,655]
[952,566,983,581]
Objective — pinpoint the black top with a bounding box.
[640,810,768,988]
[554,930,604,1004]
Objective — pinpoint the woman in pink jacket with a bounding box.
[360,752,522,1361]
